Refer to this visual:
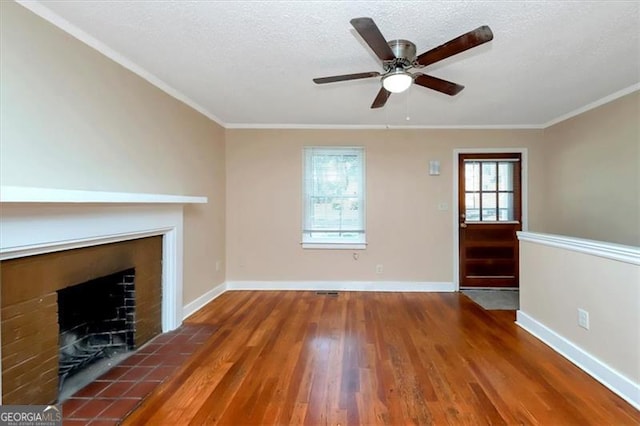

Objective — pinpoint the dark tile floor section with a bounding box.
[62,324,216,425]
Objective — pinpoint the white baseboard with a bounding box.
[516,310,640,410]
[225,280,455,292]
[182,282,227,320]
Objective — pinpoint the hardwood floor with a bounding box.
[123,291,639,425]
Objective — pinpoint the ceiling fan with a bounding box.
[313,17,494,108]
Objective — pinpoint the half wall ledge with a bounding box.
[516,231,640,265]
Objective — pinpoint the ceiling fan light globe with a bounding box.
[382,72,412,93]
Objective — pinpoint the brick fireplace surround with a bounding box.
[1,237,162,404]
[0,186,207,405]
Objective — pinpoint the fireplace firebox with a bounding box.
[57,268,136,392]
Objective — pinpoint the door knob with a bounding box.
[460,223,467,228]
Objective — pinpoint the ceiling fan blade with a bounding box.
[371,87,391,108]
[416,25,494,67]
[414,73,464,96]
[313,71,381,84]
[350,17,396,61]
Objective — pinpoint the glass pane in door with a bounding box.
[498,193,514,220]
[482,193,497,221]
[481,163,497,191]
[465,193,480,221]
[498,162,514,191]
[465,163,480,191]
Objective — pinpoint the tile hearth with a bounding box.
[62,323,217,425]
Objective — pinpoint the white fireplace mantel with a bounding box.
[0,186,207,404]
[0,185,207,204]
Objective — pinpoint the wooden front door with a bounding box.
[459,153,522,288]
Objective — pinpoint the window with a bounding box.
[303,147,366,249]
[464,157,520,222]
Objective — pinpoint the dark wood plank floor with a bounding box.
[123,291,639,425]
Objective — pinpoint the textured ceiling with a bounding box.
[21,1,640,128]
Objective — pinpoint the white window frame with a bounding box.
[302,146,367,250]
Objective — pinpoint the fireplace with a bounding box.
[1,237,162,404]
[0,187,206,404]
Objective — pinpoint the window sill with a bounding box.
[301,242,367,250]
[465,221,520,224]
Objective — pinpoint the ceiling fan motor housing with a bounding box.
[386,39,416,70]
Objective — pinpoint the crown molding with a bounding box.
[16,2,639,131]
[16,0,226,127]
[541,83,640,128]
[225,123,545,130]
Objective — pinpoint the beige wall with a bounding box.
[0,2,226,304]
[541,92,640,246]
[226,129,545,282]
[520,240,640,382]
[3,1,636,301]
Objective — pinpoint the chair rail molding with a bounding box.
[517,231,639,265]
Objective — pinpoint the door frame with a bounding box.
[452,148,529,291]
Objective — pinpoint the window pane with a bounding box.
[498,193,514,221]
[312,154,360,196]
[498,162,514,191]
[465,193,480,221]
[304,147,365,243]
[482,193,497,221]
[310,196,360,230]
[482,162,497,191]
[465,162,480,191]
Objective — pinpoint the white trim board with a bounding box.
[226,281,455,292]
[517,231,640,265]
[516,310,640,410]
[225,123,545,130]
[0,186,207,204]
[542,83,640,128]
[183,282,227,320]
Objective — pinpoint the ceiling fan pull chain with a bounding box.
[405,90,411,121]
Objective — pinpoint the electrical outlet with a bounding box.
[578,308,590,330]
[375,264,383,274]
